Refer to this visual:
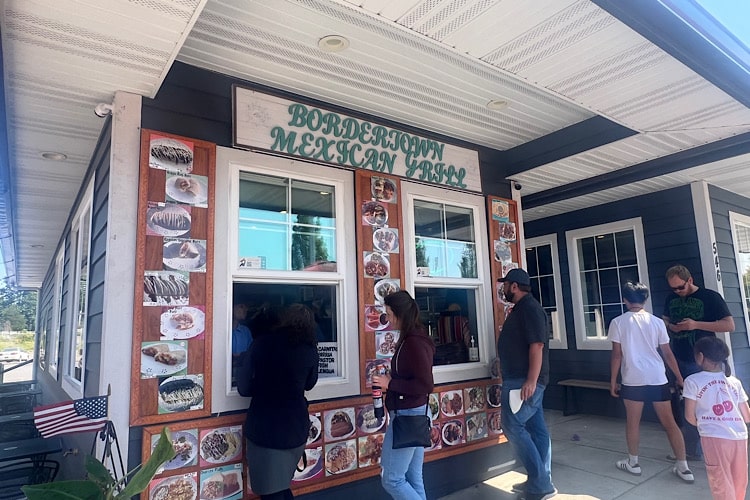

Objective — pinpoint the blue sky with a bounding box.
[696,0,750,48]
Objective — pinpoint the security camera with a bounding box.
[94,103,113,118]
[513,182,522,191]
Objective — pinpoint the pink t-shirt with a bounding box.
[683,371,748,440]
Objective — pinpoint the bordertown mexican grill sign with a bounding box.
[233,87,482,192]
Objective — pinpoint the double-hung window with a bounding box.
[566,218,650,349]
[62,179,93,396]
[214,148,358,411]
[730,211,750,344]
[525,235,567,349]
[402,183,493,383]
[48,248,65,378]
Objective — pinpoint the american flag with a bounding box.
[33,396,108,438]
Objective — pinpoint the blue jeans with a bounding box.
[381,405,427,500]
[501,379,554,495]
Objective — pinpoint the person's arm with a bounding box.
[739,401,750,424]
[684,397,698,426]
[662,315,678,334]
[610,341,622,398]
[236,345,256,397]
[672,315,734,333]
[658,343,684,387]
[521,342,543,400]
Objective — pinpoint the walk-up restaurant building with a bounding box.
[2,1,750,498]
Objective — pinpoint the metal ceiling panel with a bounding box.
[2,0,750,286]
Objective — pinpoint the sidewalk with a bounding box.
[439,410,749,500]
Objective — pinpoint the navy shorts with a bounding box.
[620,384,671,402]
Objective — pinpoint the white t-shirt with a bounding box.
[683,371,748,440]
[608,310,670,386]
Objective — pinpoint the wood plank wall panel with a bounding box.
[130,129,216,426]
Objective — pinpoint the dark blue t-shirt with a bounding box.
[497,294,549,385]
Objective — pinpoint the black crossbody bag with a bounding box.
[392,404,431,449]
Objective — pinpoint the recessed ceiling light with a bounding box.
[318,35,350,52]
[486,99,509,110]
[41,151,67,161]
[30,244,44,248]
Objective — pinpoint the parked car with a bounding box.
[0,347,31,362]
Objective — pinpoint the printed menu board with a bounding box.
[131,130,216,426]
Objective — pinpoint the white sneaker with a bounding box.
[616,458,642,475]
[673,466,694,484]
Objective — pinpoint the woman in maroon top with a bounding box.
[372,290,435,500]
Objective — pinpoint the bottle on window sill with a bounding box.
[469,337,479,362]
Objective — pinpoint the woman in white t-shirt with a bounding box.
[683,336,750,500]
[609,282,694,483]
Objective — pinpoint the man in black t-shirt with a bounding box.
[662,264,734,458]
[497,269,555,500]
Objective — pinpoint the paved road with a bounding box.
[1,359,34,383]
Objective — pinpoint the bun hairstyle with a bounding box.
[621,281,649,304]
[694,336,731,376]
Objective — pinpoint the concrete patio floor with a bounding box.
[438,410,748,500]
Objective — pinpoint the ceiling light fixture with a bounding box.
[30,244,44,248]
[41,151,67,161]
[318,35,350,52]
[486,99,509,110]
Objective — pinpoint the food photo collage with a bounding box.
[143,419,246,500]
[292,380,506,486]
[360,175,402,389]
[133,132,214,425]
[489,198,520,322]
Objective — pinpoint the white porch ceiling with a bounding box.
[2,0,749,287]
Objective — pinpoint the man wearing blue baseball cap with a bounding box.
[497,268,555,500]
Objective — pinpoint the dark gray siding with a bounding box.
[525,185,701,415]
[135,61,516,493]
[34,121,111,478]
[708,185,750,389]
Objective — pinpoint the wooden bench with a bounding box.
[558,379,611,416]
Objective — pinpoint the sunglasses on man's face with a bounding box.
[671,281,688,291]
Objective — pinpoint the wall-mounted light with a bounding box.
[318,35,350,52]
[40,151,67,161]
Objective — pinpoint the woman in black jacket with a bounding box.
[238,303,319,500]
[372,290,435,500]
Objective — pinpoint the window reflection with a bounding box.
[238,173,336,271]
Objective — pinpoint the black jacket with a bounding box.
[238,332,319,449]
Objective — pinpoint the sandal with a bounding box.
[616,459,642,476]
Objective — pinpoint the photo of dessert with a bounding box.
[356,404,385,434]
[146,202,191,238]
[143,271,189,307]
[163,238,206,273]
[140,341,187,379]
[149,135,194,173]
[166,173,208,207]
[160,306,205,340]
[324,408,356,441]
[375,331,398,359]
[293,447,323,482]
[158,374,204,414]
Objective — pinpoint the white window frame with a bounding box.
[62,179,94,397]
[401,183,494,384]
[566,217,650,350]
[525,234,567,349]
[48,247,65,378]
[729,211,750,346]
[212,148,358,412]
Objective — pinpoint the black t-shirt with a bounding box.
[497,294,549,385]
[662,287,731,364]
